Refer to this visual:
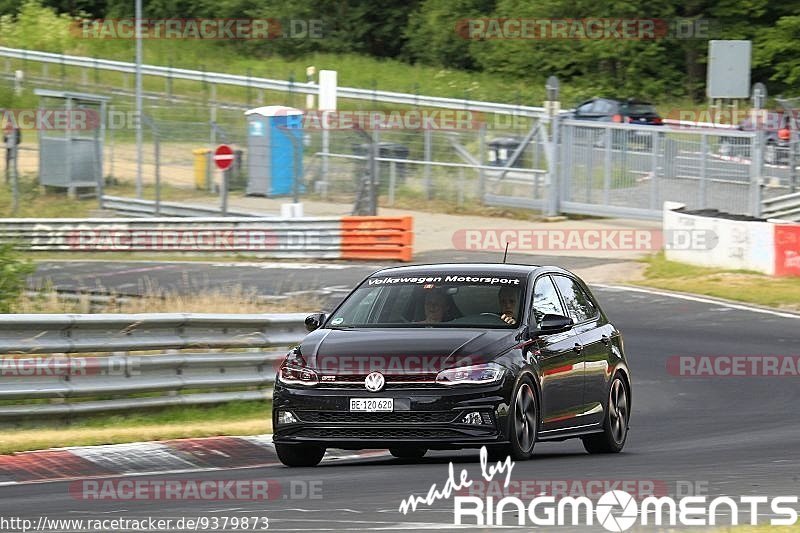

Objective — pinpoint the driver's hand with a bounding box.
[501,313,516,325]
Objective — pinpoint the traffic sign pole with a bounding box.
[221,167,228,216]
[213,145,235,216]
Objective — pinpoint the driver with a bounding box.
[498,286,520,325]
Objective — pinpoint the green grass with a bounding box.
[634,253,800,310]
[1,174,96,218]
[0,175,215,218]
[2,37,719,118]
[0,400,271,454]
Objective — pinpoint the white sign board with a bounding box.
[706,40,751,99]
[319,70,337,111]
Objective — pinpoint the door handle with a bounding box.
[601,335,610,346]
[573,343,583,354]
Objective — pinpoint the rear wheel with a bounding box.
[389,446,427,459]
[275,443,326,467]
[583,376,629,454]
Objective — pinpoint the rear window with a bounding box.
[327,274,527,328]
[623,103,658,115]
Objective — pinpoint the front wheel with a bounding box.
[275,443,326,467]
[582,376,629,454]
[496,377,538,461]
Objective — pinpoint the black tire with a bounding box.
[389,446,427,459]
[275,443,326,467]
[497,376,538,461]
[583,375,630,454]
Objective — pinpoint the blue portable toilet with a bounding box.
[244,105,304,196]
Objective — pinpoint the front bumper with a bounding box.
[272,375,514,450]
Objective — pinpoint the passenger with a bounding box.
[420,289,459,323]
[498,286,520,325]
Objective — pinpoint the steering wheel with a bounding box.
[480,312,517,325]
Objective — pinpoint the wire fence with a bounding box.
[1,51,798,219]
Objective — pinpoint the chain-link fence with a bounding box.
[2,53,797,219]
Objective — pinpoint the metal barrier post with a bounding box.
[424,128,432,200]
[154,129,161,215]
[700,133,708,208]
[370,129,380,215]
[7,135,17,215]
[603,126,612,205]
[547,117,563,217]
[478,124,486,201]
[650,130,660,210]
[389,160,396,207]
[750,132,763,216]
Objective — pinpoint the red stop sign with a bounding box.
[213,144,235,171]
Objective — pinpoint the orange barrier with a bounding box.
[340,216,414,261]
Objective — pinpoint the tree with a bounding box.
[404,0,495,70]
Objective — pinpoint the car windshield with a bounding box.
[326,274,527,328]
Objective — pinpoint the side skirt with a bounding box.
[537,422,603,442]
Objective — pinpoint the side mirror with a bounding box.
[304,313,326,332]
[528,313,574,337]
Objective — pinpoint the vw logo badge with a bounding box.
[364,371,385,392]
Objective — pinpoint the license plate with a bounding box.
[350,398,393,412]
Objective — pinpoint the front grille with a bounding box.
[320,373,437,384]
[317,382,441,389]
[297,411,457,424]
[293,427,468,439]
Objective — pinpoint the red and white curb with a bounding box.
[0,434,387,485]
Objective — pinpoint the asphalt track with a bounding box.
[7,261,800,531]
[29,252,612,305]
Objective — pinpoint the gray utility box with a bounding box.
[35,89,109,195]
[244,105,304,197]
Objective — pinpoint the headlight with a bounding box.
[277,350,318,387]
[278,364,319,386]
[436,362,505,385]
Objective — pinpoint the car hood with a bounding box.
[300,327,518,374]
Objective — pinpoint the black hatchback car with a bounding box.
[571,97,663,126]
[272,264,631,467]
[570,98,663,150]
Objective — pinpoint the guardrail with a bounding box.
[0,313,308,417]
[0,215,413,261]
[762,191,800,221]
[101,196,265,218]
[0,46,547,118]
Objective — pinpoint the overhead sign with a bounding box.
[213,144,235,171]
